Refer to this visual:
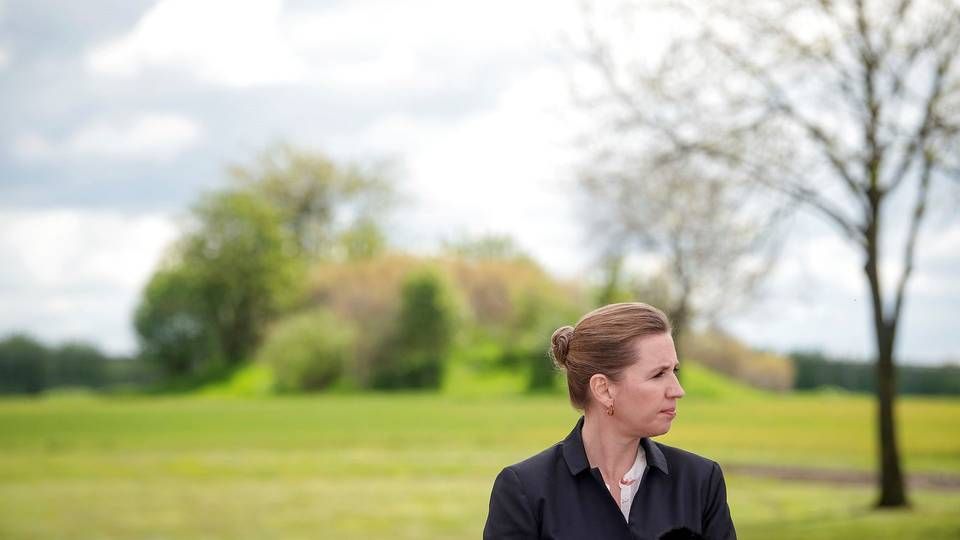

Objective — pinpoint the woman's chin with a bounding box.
[627,415,676,438]
[648,421,673,437]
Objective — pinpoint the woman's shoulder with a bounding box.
[650,440,724,479]
[506,441,566,478]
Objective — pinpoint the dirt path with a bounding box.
[725,464,960,491]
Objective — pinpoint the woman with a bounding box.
[483,303,736,540]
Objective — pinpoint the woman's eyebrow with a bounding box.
[648,361,678,373]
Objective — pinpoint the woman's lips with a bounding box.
[660,408,676,417]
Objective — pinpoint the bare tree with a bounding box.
[579,152,781,361]
[576,0,960,507]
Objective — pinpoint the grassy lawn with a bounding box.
[0,367,958,539]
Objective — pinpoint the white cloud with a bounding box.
[85,0,581,92]
[12,133,52,160]
[286,0,577,92]
[14,113,202,162]
[0,46,9,70]
[0,210,179,354]
[793,233,863,296]
[920,221,960,260]
[87,0,305,87]
[342,64,586,277]
[904,222,960,296]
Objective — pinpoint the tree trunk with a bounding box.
[864,246,909,508]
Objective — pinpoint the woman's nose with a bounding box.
[668,376,685,398]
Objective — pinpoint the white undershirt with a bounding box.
[603,443,647,521]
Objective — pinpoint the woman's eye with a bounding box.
[654,367,679,378]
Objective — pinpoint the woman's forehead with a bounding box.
[629,333,677,367]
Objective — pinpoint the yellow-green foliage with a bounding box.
[307,254,419,325]
[307,254,584,334]
[255,309,357,392]
[305,253,587,388]
[439,256,585,331]
[307,254,423,385]
[686,330,795,391]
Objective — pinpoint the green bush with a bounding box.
[370,270,457,389]
[255,310,356,392]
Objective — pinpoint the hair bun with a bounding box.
[550,326,575,369]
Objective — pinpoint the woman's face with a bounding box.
[609,332,685,438]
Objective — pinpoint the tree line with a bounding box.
[791,350,960,396]
[0,334,157,394]
[6,326,958,396]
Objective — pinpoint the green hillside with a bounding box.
[676,360,768,400]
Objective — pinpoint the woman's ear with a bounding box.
[589,373,616,409]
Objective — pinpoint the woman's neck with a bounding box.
[581,411,640,484]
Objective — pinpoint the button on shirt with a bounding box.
[603,444,647,521]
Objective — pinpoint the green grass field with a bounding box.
[0,365,958,539]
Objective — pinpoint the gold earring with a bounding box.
[606,405,614,416]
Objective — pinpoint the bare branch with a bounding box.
[705,29,870,210]
[579,20,688,148]
[878,0,914,61]
[665,136,869,247]
[765,177,868,247]
[889,148,934,329]
[884,27,959,194]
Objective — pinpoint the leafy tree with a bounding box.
[229,144,395,261]
[135,265,216,375]
[441,233,533,263]
[182,191,302,363]
[0,334,48,394]
[135,191,301,374]
[577,0,960,506]
[337,217,387,261]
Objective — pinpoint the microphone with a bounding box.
[659,527,705,540]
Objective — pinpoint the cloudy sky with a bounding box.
[1,0,957,364]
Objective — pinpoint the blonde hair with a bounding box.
[550,302,672,410]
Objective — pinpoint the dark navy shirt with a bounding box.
[483,417,736,540]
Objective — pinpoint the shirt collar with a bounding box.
[621,443,647,484]
[561,416,670,476]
